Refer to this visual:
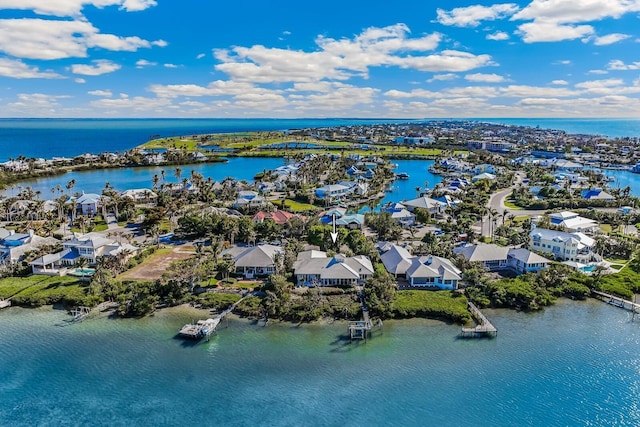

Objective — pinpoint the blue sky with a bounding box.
[1,0,640,118]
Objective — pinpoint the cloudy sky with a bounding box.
[1,0,640,118]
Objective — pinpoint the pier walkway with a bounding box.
[461,302,498,338]
[592,290,640,316]
[348,286,381,341]
[179,295,248,341]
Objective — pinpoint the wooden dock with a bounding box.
[178,295,247,341]
[592,290,640,316]
[460,302,497,338]
[69,306,91,322]
[348,287,381,341]
[0,298,11,309]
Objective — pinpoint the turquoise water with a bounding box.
[5,157,286,195]
[1,300,639,426]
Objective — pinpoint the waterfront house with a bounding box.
[0,230,58,264]
[505,248,552,274]
[405,256,462,290]
[220,244,283,279]
[293,250,374,287]
[454,243,551,274]
[454,243,509,271]
[529,227,596,263]
[380,244,413,277]
[383,203,415,227]
[402,196,447,215]
[315,183,352,200]
[30,232,138,274]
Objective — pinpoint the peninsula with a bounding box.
[1,120,639,329]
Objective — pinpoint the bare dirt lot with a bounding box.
[119,245,196,281]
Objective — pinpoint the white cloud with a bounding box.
[516,21,594,43]
[71,59,121,75]
[436,4,519,27]
[513,0,640,23]
[148,80,280,98]
[0,0,157,17]
[283,31,291,36]
[88,90,113,97]
[590,33,630,45]
[90,95,171,111]
[500,85,579,97]
[607,59,640,70]
[196,53,205,59]
[5,93,71,116]
[512,1,640,43]
[0,19,165,60]
[0,57,62,78]
[588,69,608,74]
[75,78,85,83]
[486,31,510,41]
[465,73,505,83]
[164,63,178,68]
[136,59,157,68]
[214,24,493,83]
[551,80,568,85]
[427,73,458,82]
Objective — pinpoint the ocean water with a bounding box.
[1,118,640,162]
[0,118,408,162]
[476,118,640,138]
[0,300,639,426]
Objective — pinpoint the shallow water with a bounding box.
[1,300,639,426]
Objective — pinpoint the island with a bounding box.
[1,120,639,334]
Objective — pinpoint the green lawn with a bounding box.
[392,290,471,323]
[0,275,87,306]
[283,199,318,212]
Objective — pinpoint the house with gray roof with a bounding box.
[380,244,413,277]
[454,243,552,274]
[293,250,374,287]
[405,256,462,290]
[529,227,596,263]
[402,196,447,215]
[221,244,283,279]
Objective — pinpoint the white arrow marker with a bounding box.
[330,214,338,244]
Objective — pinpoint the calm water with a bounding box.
[0,118,409,162]
[5,157,286,196]
[477,118,640,138]
[0,300,638,426]
[2,118,640,162]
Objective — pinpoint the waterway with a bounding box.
[0,299,638,426]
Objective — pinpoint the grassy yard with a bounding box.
[0,275,87,306]
[392,290,471,323]
[283,199,318,212]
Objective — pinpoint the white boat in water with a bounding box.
[0,299,11,309]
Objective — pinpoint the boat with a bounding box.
[396,172,410,179]
[632,163,640,173]
[0,299,11,309]
[178,318,219,340]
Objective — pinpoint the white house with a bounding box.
[529,227,596,263]
[454,243,551,274]
[405,256,462,290]
[402,196,447,215]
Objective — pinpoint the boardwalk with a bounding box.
[178,295,248,341]
[347,286,381,341]
[592,290,640,315]
[461,302,498,338]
